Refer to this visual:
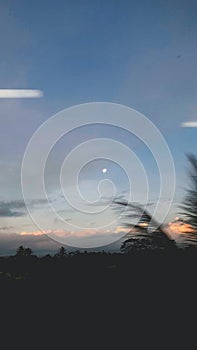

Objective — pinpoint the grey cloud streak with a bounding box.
[0,200,26,217]
[0,198,50,217]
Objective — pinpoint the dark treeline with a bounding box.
[0,244,197,287]
[1,245,197,341]
[2,246,196,346]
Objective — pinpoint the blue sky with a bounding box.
[0,0,196,252]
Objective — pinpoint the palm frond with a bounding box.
[179,154,197,246]
[113,199,175,252]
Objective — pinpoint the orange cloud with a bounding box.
[168,221,194,234]
[20,230,51,236]
[19,227,128,238]
[114,226,130,234]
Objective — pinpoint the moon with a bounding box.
[102,168,107,173]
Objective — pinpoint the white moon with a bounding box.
[102,168,107,173]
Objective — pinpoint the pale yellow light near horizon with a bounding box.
[0,89,43,98]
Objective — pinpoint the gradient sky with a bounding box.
[0,0,197,252]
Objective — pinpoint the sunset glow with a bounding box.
[168,221,195,234]
[19,226,129,238]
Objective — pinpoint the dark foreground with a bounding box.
[1,249,196,345]
[0,248,196,292]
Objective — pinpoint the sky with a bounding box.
[0,0,197,253]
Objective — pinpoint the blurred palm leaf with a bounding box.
[179,154,197,246]
[113,199,176,252]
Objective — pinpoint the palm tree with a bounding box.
[113,199,176,252]
[179,154,197,246]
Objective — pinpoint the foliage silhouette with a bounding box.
[15,245,33,257]
[55,246,67,258]
[113,199,176,252]
[179,154,197,245]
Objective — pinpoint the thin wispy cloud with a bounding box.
[0,89,43,98]
[181,121,197,127]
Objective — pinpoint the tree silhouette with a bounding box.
[179,154,197,245]
[113,199,176,252]
[55,246,67,258]
[15,245,33,257]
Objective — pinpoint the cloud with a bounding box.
[30,198,50,207]
[0,200,26,217]
[0,198,51,217]
[0,226,14,231]
[0,228,127,256]
[0,89,43,98]
[20,230,47,236]
[0,225,129,255]
[18,227,129,249]
[19,228,124,238]
[114,226,130,234]
[181,121,197,127]
[1,200,26,209]
[168,220,194,234]
[0,232,60,256]
[0,208,24,217]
